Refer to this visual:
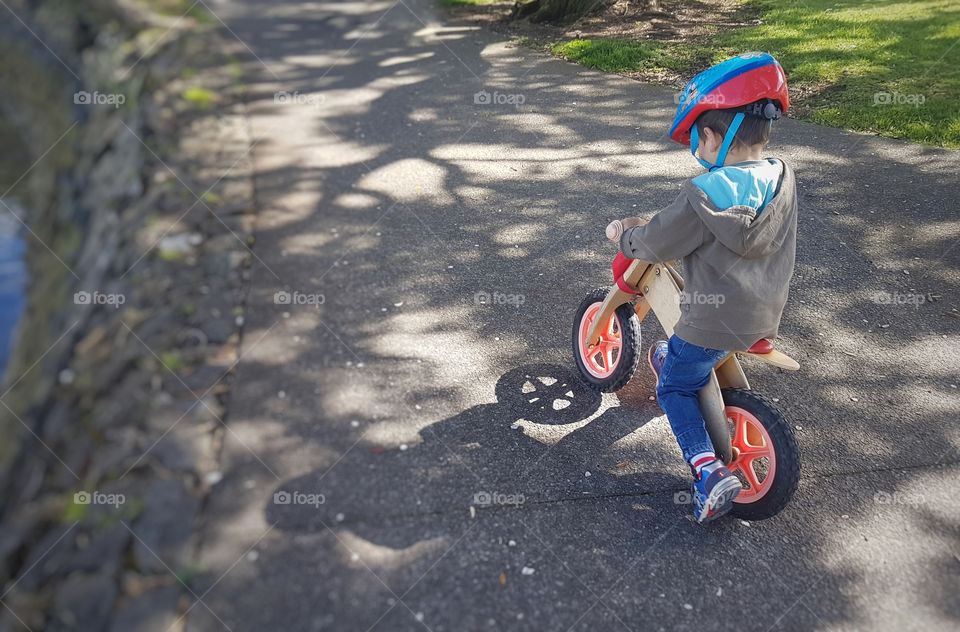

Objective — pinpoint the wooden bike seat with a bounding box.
[742,338,800,371]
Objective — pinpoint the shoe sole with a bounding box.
[647,346,659,381]
[696,476,743,524]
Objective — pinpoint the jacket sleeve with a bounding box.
[618,190,704,261]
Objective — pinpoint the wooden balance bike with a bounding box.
[572,252,801,519]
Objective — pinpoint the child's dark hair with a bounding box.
[695,100,774,148]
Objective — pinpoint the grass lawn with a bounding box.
[550,0,960,147]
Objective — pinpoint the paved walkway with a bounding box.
[190,0,960,630]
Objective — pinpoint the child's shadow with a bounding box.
[267,363,685,548]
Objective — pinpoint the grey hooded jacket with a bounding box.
[619,160,797,351]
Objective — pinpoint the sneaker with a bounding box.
[691,459,742,524]
[647,340,668,379]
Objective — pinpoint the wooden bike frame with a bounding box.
[584,259,799,464]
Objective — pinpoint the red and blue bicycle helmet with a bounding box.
[669,52,790,170]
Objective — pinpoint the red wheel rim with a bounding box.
[578,303,622,379]
[727,406,777,503]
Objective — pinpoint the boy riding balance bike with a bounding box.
[573,52,801,524]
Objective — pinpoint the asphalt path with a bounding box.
[190,1,960,630]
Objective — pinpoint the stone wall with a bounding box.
[0,2,255,629]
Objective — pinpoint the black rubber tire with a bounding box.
[723,388,801,520]
[571,288,641,393]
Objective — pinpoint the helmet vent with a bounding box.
[742,99,783,120]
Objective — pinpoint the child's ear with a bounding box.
[703,126,723,151]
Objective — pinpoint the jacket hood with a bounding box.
[683,161,796,258]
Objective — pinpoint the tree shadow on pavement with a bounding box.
[184,0,960,630]
[264,362,687,550]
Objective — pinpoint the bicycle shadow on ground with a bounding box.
[265,362,688,548]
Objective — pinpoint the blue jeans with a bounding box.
[655,335,729,463]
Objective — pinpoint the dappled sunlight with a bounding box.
[453,183,495,200]
[368,307,504,384]
[821,469,956,629]
[513,397,613,445]
[497,246,527,258]
[262,178,324,213]
[494,112,581,141]
[407,107,441,122]
[863,219,960,281]
[306,368,397,418]
[260,200,324,231]
[358,158,454,204]
[187,0,960,629]
[429,143,694,184]
[336,530,450,572]
[278,229,339,256]
[302,140,389,167]
[412,24,481,41]
[367,73,433,92]
[318,81,427,117]
[266,0,394,17]
[343,27,389,40]
[332,191,382,209]
[364,420,426,447]
[490,222,545,245]
[379,51,437,67]
[278,53,360,69]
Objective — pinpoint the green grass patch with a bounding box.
[548,0,960,147]
[181,86,218,109]
[551,39,708,75]
[200,191,222,204]
[160,351,186,373]
[158,248,185,262]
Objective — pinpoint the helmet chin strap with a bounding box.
[689,112,746,171]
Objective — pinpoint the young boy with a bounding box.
[606,52,797,523]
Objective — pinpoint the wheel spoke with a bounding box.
[740,459,762,490]
[735,413,750,448]
[737,445,769,460]
[731,412,760,451]
[583,316,596,344]
[589,348,603,370]
[603,345,615,369]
